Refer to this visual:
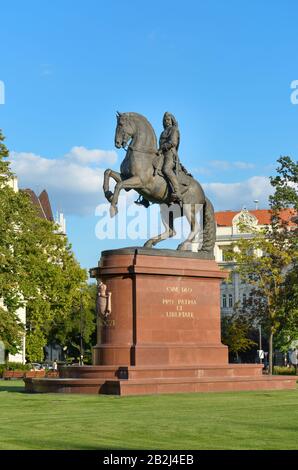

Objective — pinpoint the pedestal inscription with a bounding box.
[162,286,196,319]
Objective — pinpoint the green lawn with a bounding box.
[0,380,297,450]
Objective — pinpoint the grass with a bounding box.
[0,380,297,450]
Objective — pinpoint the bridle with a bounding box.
[119,116,157,154]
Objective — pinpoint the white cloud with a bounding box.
[10,147,273,217]
[233,161,255,170]
[203,176,273,211]
[209,160,255,171]
[210,160,231,170]
[192,166,211,175]
[10,147,118,216]
[65,146,117,165]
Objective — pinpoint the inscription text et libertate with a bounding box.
[162,286,196,319]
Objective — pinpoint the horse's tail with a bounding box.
[200,197,216,254]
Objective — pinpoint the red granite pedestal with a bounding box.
[25,248,297,395]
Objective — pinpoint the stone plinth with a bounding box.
[24,248,297,395]
[93,249,228,367]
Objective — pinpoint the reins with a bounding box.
[128,144,157,155]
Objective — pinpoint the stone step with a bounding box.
[59,365,120,379]
[24,374,297,395]
[127,364,264,379]
[58,364,264,380]
[109,376,297,395]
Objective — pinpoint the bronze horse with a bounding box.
[103,112,215,254]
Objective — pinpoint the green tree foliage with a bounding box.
[0,129,11,177]
[226,157,298,374]
[0,307,24,357]
[274,262,298,352]
[49,284,97,364]
[269,156,298,353]
[0,129,24,355]
[26,327,46,363]
[270,156,298,210]
[221,312,256,360]
[0,129,90,361]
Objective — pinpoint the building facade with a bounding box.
[214,208,295,317]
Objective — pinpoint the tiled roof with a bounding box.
[215,208,296,227]
[38,190,54,221]
[22,189,54,221]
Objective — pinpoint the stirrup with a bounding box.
[135,196,150,208]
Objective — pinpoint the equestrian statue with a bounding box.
[103,111,216,255]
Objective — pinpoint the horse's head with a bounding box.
[115,112,134,149]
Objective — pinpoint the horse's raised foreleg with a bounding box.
[110,176,143,217]
[103,169,122,202]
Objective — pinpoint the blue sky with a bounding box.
[1,0,298,270]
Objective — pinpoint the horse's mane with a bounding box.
[125,112,157,148]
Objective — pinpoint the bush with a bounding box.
[8,362,31,371]
[0,362,32,377]
[273,366,297,375]
[4,362,31,371]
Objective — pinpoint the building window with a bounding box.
[228,294,233,308]
[222,294,227,308]
[222,248,230,262]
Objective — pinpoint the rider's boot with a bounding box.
[135,196,150,208]
[169,182,182,204]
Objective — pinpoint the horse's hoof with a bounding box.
[110,205,118,218]
[105,191,113,203]
[177,242,189,251]
[143,241,153,248]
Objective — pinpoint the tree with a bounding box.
[21,221,88,362]
[48,284,97,364]
[221,311,257,362]
[0,307,24,358]
[0,130,25,356]
[274,258,298,352]
[269,156,298,211]
[270,156,298,361]
[269,156,298,353]
[0,129,11,177]
[226,157,298,374]
[0,129,89,361]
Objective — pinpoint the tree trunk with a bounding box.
[269,331,274,375]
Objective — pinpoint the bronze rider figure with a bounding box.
[135,112,182,207]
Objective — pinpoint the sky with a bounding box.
[1,0,298,271]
